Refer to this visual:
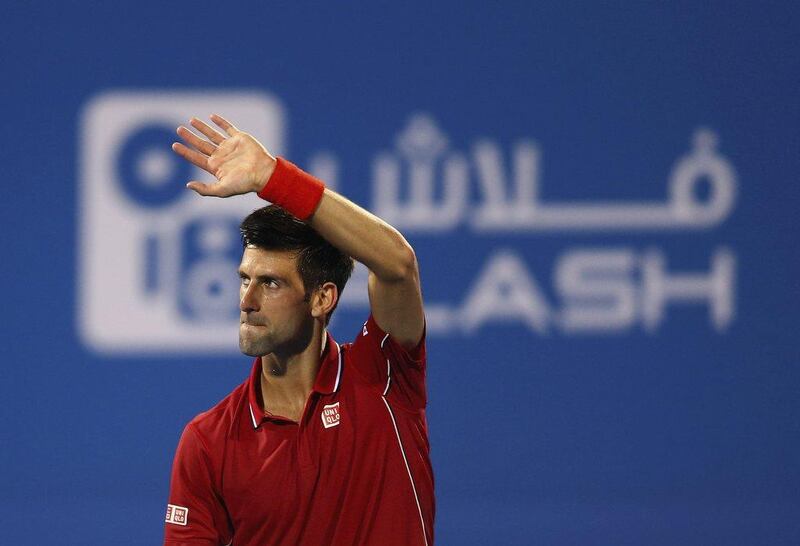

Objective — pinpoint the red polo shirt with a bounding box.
[164,315,434,545]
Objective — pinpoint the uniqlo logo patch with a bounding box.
[321,402,341,429]
[165,504,189,526]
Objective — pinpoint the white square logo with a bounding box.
[321,402,341,429]
[165,503,189,526]
[77,90,286,355]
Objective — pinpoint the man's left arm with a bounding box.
[310,189,424,350]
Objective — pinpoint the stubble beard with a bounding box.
[239,315,316,358]
[239,326,274,357]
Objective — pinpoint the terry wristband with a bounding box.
[257,157,326,221]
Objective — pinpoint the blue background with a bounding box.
[2,2,799,544]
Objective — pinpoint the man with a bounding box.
[163,114,433,546]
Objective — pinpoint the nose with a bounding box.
[240,283,260,313]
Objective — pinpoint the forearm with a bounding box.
[255,155,417,282]
[309,189,417,282]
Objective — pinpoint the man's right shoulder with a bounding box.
[184,378,250,444]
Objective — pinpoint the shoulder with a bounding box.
[336,315,427,397]
[351,314,426,366]
[186,379,249,445]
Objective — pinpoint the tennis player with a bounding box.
[163,114,433,545]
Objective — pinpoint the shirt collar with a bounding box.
[247,331,342,429]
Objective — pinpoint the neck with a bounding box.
[260,323,328,411]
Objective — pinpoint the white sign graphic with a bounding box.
[78,97,738,352]
[78,91,285,354]
[374,115,736,232]
[339,114,739,335]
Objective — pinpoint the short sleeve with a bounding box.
[164,423,233,546]
[349,314,427,410]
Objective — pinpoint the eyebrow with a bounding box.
[238,270,287,284]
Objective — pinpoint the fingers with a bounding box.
[177,126,216,156]
[190,117,227,145]
[210,114,239,137]
[173,114,241,198]
[171,142,213,174]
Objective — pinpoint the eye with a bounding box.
[239,275,250,287]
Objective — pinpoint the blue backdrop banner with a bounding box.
[1,2,798,545]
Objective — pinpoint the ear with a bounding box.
[310,282,339,321]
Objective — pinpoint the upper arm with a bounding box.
[164,424,232,545]
[367,251,425,350]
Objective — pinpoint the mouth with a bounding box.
[241,320,267,328]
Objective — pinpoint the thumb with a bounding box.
[186,181,226,197]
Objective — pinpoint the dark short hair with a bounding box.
[240,205,354,324]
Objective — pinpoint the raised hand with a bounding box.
[171,114,277,197]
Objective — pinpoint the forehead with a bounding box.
[239,246,301,279]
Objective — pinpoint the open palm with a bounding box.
[171,114,277,197]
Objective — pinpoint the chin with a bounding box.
[239,335,271,357]
[240,345,270,358]
[239,345,258,357]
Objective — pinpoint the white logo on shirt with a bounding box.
[165,504,189,526]
[321,402,341,429]
[362,322,369,336]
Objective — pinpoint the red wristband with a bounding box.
[257,157,326,221]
